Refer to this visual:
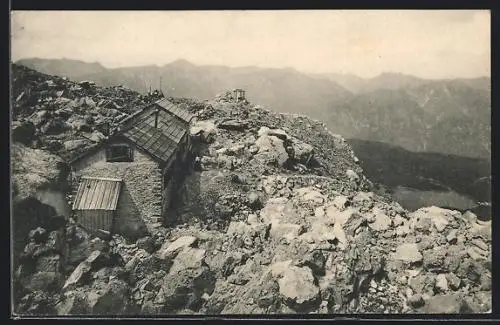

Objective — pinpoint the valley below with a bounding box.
[391,187,477,214]
[347,139,491,220]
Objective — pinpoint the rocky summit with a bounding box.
[11,66,491,316]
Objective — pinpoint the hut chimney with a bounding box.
[154,107,160,128]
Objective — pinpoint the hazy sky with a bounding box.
[11,10,490,79]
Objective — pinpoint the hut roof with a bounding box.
[72,176,122,211]
[69,99,192,166]
[155,98,195,124]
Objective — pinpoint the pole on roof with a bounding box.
[154,107,160,128]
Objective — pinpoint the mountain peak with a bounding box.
[373,72,419,79]
[168,59,196,68]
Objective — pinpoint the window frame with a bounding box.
[106,143,134,162]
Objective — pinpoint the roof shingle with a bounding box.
[123,120,179,164]
[155,98,194,124]
[140,110,188,143]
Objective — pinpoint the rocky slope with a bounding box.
[11,143,71,269]
[11,63,158,161]
[12,86,492,315]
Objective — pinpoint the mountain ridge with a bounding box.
[16,57,490,83]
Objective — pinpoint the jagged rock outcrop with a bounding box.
[11,64,157,160]
[11,143,71,280]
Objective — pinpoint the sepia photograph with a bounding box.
[10,10,491,316]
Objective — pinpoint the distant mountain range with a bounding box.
[15,58,491,159]
[326,79,491,158]
[313,72,490,94]
[15,58,107,79]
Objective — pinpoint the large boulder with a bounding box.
[254,134,290,167]
[435,274,449,292]
[66,116,91,132]
[270,223,304,242]
[260,198,297,225]
[325,205,357,227]
[409,274,436,296]
[424,294,466,313]
[227,258,260,285]
[190,120,217,142]
[394,243,423,264]
[20,271,63,292]
[332,195,349,211]
[87,279,131,315]
[66,225,93,265]
[267,260,320,311]
[290,139,314,165]
[128,254,173,285]
[226,221,270,246]
[411,206,460,232]
[136,236,155,254]
[367,207,392,232]
[299,222,335,244]
[423,247,448,272]
[247,191,264,210]
[158,236,198,260]
[295,187,326,205]
[169,247,207,273]
[63,250,110,290]
[40,118,68,135]
[218,119,248,131]
[89,131,106,143]
[207,250,248,279]
[256,127,314,165]
[469,221,491,242]
[296,250,326,276]
[28,227,48,243]
[36,254,62,273]
[12,121,36,145]
[161,247,216,312]
[31,110,50,127]
[55,292,91,315]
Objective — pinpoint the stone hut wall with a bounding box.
[71,144,162,239]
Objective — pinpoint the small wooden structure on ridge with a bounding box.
[233,89,246,103]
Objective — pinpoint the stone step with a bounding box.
[150,216,163,223]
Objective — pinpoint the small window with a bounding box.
[106,144,133,162]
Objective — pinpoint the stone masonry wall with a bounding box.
[72,145,163,239]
